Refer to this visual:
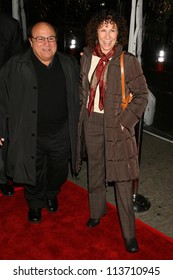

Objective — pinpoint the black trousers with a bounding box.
[0,149,7,184]
[24,121,70,208]
[0,124,9,184]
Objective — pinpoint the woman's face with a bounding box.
[97,21,118,54]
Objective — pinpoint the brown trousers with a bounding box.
[84,110,135,239]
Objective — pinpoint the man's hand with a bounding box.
[0,138,5,146]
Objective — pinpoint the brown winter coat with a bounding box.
[76,44,148,182]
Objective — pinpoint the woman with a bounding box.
[76,9,148,253]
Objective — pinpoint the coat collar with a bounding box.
[83,44,123,58]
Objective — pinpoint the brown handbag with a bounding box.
[120,51,133,110]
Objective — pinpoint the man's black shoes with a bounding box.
[46,199,58,212]
[28,208,42,223]
[0,183,14,196]
[28,199,58,223]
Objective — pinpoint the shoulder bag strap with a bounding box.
[120,51,125,101]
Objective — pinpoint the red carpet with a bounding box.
[0,180,173,260]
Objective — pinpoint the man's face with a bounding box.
[29,22,57,66]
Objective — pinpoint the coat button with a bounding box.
[32,110,36,113]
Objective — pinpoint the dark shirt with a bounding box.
[32,52,68,135]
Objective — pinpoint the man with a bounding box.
[0,21,79,223]
[0,11,24,196]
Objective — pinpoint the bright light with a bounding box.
[159,50,164,57]
[157,50,165,62]
[158,57,164,62]
[71,39,76,45]
[70,39,76,49]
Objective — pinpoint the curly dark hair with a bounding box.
[85,9,128,49]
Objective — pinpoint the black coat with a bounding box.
[0,49,79,185]
[0,12,24,181]
[0,12,23,68]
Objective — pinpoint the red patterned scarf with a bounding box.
[88,44,116,114]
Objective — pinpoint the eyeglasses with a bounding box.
[31,36,57,43]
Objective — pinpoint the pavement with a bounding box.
[68,129,173,239]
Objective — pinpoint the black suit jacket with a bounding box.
[0,12,23,181]
[0,12,23,68]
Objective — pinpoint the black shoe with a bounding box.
[0,183,14,196]
[46,199,58,212]
[86,218,100,228]
[28,208,42,223]
[124,238,139,253]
